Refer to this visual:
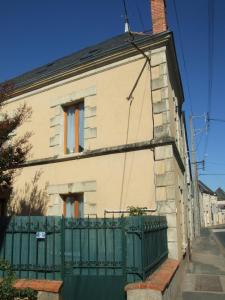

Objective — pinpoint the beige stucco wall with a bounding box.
[4,54,157,217]
[5,55,153,160]
[12,149,155,217]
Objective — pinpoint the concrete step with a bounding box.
[183,291,225,300]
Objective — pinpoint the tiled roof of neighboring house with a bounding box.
[215,188,225,201]
[198,180,215,195]
[3,31,168,91]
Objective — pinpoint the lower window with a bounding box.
[63,193,84,218]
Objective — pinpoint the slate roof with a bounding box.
[4,31,168,91]
[215,188,225,201]
[198,180,215,195]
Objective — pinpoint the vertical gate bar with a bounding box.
[11,217,14,273]
[53,217,55,280]
[113,215,115,275]
[141,217,145,281]
[104,217,107,276]
[61,216,65,280]
[96,215,99,276]
[19,218,22,278]
[79,219,82,275]
[27,215,31,279]
[121,217,127,281]
[36,220,39,279]
[132,225,135,277]
[44,216,47,279]
[88,215,90,275]
[71,219,74,274]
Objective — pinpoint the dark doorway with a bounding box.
[0,198,6,216]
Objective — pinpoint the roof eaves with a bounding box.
[3,31,172,97]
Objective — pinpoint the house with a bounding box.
[199,180,218,227]
[1,0,195,260]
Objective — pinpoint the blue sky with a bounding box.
[0,0,224,190]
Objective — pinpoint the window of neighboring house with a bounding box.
[63,101,84,154]
[63,193,84,218]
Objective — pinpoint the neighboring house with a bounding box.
[1,0,196,259]
[199,181,218,227]
[215,188,225,224]
[199,181,225,227]
[215,188,225,201]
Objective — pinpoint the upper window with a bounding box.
[64,101,84,154]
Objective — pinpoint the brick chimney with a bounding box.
[150,0,168,34]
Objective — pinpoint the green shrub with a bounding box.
[0,259,37,300]
[127,206,147,216]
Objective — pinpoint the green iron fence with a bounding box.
[0,215,168,283]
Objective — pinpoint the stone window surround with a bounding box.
[47,181,97,195]
[47,180,97,216]
[49,86,97,155]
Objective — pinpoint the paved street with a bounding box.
[177,228,225,300]
[213,227,225,249]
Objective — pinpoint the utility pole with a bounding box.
[190,115,201,237]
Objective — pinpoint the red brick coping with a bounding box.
[125,259,179,293]
[13,279,63,293]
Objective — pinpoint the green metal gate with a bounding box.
[0,215,168,300]
[61,217,128,300]
[63,275,126,300]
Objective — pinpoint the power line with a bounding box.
[200,174,225,176]
[207,0,215,116]
[195,130,204,151]
[203,0,215,161]
[122,0,131,32]
[209,118,225,123]
[207,161,225,166]
[135,0,145,31]
[172,0,194,115]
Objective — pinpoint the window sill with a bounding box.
[59,151,85,159]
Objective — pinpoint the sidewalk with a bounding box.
[177,228,225,300]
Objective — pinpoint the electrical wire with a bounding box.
[120,0,150,210]
[203,0,215,161]
[172,0,194,115]
[122,0,131,32]
[207,161,225,166]
[200,174,225,176]
[195,130,204,151]
[207,0,215,117]
[209,118,225,123]
[135,0,145,31]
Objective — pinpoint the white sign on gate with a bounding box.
[36,231,46,239]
